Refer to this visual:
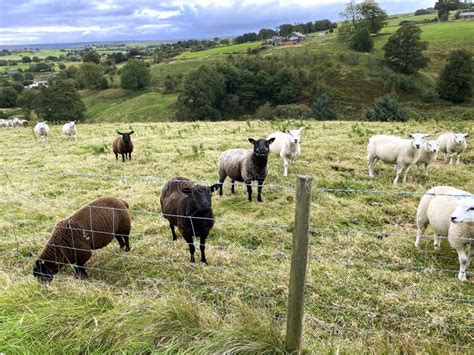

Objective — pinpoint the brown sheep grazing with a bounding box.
[113,131,134,162]
[33,197,131,283]
[160,177,220,264]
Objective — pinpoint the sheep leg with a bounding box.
[393,165,403,185]
[415,222,427,248]
[283,156,289,177]
[433,234,442,250]
[129,152,132,161]
[170,224,177,241]
[455,154,460,165]
[246,180,252,202]
[123,235,130,252]
[115,235,126,249]
[122,153,125,162]
[456,246,470,281]
[424,163,429,176]
[199,236,207,264]
[115,152,118,160]
[74,265,88,280]
[367,156,376,178]
[218,179,225,196]
[231,180,235,194]
[184,235,195,263]
[402,166,410,184]
[257,179,264,202]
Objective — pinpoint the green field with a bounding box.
[0,120,473,353]
[176,41,262,59]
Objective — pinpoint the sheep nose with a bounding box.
[415,144,420,149]
[451,216,457,222]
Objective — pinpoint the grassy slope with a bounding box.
[0,120,473,352]
[176,41,262,59]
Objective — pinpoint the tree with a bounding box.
[350,27,373,52]
[0,87,18,108]
[383,22,429,74]
[58,63,66,70]
[76,63,108,90]
[364,94,408,122]
[279,24,294,37]
[177,64,225,120]
[437,50,473,103]
[358,0,388,33]
[435,0,460,18]
[11,72,25,82]
[234,32,258,44]
[257,28,278,40]
[32,56,40,63]
[33,80,86,121]
[270,68,300,105]
[83,51,101,64]
[311,92,338,120]
[121,59,151,90]
[16,89,38,119]
[22,56,31,63]
[340,0,362,26]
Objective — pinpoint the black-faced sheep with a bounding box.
[113,131,134,162]
[160,177,219,264]
[218,138,275,202]
[33,197,131,283]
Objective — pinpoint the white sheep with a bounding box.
[437,132,469,165]
[62,121,77,140]
[367,133,428,185]
[5,119,13,128]
[415,140,439,176]
[34,122,50,143]
[20,119,28,126]
[12,117,21,127]
[449,196,474,281]
[267,127,303,177]
[0,119,5,128]
[415,186,470,250]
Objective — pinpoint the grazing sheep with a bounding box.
[160,177,220,264]
[415,186,470,250]
[113,131,134,162]
[20,119,28,126]
[62,121,77,140]
[267,127,304,177]
[437,132,469,165]
[6,119,13,128]
[0,119,5,128]
[449,196,474,281]
[12,117,21,127]
[33,197,131,283]
[34,122,50,143]
[415,140,439,176]
[367,133,428,185]
[218,137,275,202]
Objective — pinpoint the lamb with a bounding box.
[160,177,219,264]
[218,137,275,202]
[437,132,469,165]
[415,186,470,250]
[34,122,50,143]
[20,119,28,126]
[267,127,303,177]
[415,140,439,176]
[62,121,77,140]
[113,131,134,162]
[12,117,21,127]
[33,197,131,283]
[367,133,428,185]
[449,196,474,281]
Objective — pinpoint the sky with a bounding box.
[0,0,433,46]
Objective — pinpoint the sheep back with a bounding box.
[368,135,419,165]
[219,149,267,182]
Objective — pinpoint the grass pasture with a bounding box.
[176,41,262,59]
[0,120,473,353]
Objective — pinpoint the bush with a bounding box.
[76,63,108,90]
[311,91,338,120]
[273,104,312,119]
[364,94,408,122]
[255,102,275,119]
[421,87,439,103]
[0,87,19,108]
[385,74,417,93]
[439,13,449,21]
[58,63,66,70]
[437,49,473,103]
[350,27,373,52]
[121,59,151,90]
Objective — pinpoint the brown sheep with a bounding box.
[160,177,220,264]
[33,197,131,282]
[113,131,134,162]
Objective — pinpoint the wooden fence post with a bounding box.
[285,175,313,352]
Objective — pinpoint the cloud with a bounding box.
[0,0,432,45]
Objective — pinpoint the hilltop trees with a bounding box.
[34,80,86,121]
[383,22,429,74]
[121,59,151,90]
[437,50,473,103]
[76,63,108,90]
[234,32,258,44]
[350,27,373,52]
[258,29,278,40]
[341,0,387,33]
[83,50,101,64]
[16,89,38,119]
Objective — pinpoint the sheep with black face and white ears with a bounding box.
[437,132,469,165]
[160,177,220,264]
[33,197,131,283]
[267,127,304,177]
[218,137,275,202]
[367,133,429,185]
[113,131,134,162]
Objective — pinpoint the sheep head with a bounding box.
[248,137,275,157]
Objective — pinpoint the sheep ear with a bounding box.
[248,138,255,145]
[286,130,291,134]
[268,137,276,144]
[408,134,414,139]
[130,131,134,135]
[181,188,193,195]
[464,133,469,138]
[423,133,431,138]
[210,183,220,192]
[299,127,304,132]
[117,131,123,135]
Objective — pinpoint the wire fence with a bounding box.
[1,170,473,351]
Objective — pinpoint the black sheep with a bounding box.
[113,131,134,162]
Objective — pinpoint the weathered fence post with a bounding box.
[285,175,313,352]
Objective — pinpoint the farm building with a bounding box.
[459,11,474,19]
[268,36,285,45]
[287,32,307,43]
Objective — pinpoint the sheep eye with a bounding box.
[468,207,474,212]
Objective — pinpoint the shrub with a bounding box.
[255,102,275,120]
[364,94,408,122]
[439,13,449,21]
[76,63,108,90]
[421,87,439,103]
[0,87,19,108]
[273,104,312,119]
[58,63,66,70]
[350,27,374,52]
[121,59,151,90]
[437,49,473,103]
[385,74,417,93]
[311,91,338,120]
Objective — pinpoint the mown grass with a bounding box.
[0,120,472,353]
[176,41,262,59]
